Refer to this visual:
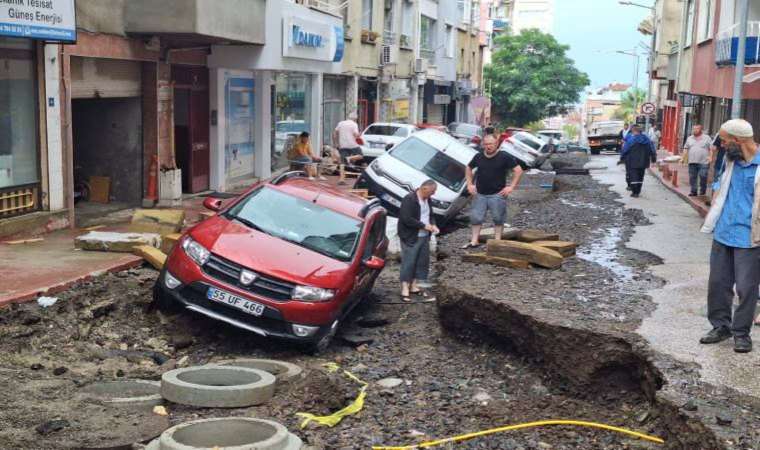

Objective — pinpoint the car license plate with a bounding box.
[207,287,265,317]
[381,193,401,208]
[371,142,385,148]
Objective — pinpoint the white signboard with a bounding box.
[434,94,451,105]
[282,15,344,62]
[0,0,76,41]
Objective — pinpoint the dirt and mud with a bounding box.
[1,155,759,449]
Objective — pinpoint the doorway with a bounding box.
[172,66,210,193]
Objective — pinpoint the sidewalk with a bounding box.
[648,149,710,217]
[0,174,361,307]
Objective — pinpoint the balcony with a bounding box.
[715,21,760,66]
[124,0,266,47]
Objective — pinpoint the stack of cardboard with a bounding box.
[463,229,577,269]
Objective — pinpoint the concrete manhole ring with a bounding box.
[78,379,163,407]
[161,365,276,408]
[157,418,302,450]
[212,358,303,383]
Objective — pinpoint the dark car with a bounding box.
[154,172,388,353]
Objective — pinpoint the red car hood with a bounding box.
[190,216,351,288]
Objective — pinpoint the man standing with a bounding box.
[398,180,440,302]
[333,112,364,167]
[621,123,632,190]
[620,125,656,198]
[684,124,712,196]
[463,134,524,248]
[700,119,760,353]
[648,125,661,150]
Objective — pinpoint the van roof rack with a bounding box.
[271,171,307,185]
[358,198,382,218]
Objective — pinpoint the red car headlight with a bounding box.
[292,285,335,302]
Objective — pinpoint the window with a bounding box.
[362,0,373,30]
[401,0,414,46]
[685,0,695,47]
[458,0,472,24]
[420,15,436,55]
[445,25,454,58]
[272,73,312,171]
[697,0,714,42]
[0,38,39,190]
[389,137,468,192]
[362,215,386,261]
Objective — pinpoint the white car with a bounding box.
[274,120,309,155]
[359,123,419,159]
[359,129,477,223]
[500,131,550,169]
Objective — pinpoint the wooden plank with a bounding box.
[486,239,564,269]
[478,227,520,243]
[533,240,577,257]
[89,176,111,203]
[461,252,531,269]
[515,229,560,243]
[4,238,44,245]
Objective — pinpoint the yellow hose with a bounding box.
[372,419,665,449]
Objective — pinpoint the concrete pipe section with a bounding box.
[78,379,163,408]
[213,359,303,383]
[144,418,302,450]
[161,365,276,408]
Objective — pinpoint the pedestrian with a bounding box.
[621,123,632,190]
[700,119,760,353]
[619,125,656,198]
[683,124,712,197]
[398,179,440,303]
[332,112,365,183]
[463,134,525,248]
[289,131,324,180]
[648,125,661,150]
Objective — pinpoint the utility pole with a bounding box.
[618,1,655,131]
[732,0,750,119]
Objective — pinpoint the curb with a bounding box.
[647,167,709,217]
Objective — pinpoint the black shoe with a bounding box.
[734,335,753,353]
[699,327,732,344]
[688,193,698,197]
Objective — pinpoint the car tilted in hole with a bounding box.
[154,172,388,353]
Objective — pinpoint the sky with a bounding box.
[553,0,652,94]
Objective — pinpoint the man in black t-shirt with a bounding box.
[463,134,524,248]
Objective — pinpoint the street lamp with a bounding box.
[616,50,642,118]
[619,0,655,131]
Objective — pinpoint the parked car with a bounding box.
[154,172,388,353]
[536,129,563,144]
[358,129,477,223]
[500,131,550,169]
[359,123,419,159]
[566,143,590,153]
[274,120,309,155]
[448,122,484,147]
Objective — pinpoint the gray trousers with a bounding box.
[400,233,430,283]
[689,163,709,195]
[707,241,760,337]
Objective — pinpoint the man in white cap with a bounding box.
[700,118,760,353]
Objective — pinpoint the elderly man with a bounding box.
[398,179,440,302]
[700,119,760,353]
[684,124,713,197]
[463,134,524,248]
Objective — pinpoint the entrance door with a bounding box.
[172,66,209,193]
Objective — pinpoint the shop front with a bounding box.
[208,0,344,188]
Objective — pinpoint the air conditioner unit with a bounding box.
[414,58,428,73]
[381,45,394,65]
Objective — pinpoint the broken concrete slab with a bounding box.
[461,252,531,269]
[75,231,161,253]
[160,233,182,255]
[133,245,167,270]
[486,240,564,269]
[129,209,185,236]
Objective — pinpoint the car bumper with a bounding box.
[155,271,333,343]
[359,172,462,222]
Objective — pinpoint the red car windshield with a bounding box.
[224,186,362,261]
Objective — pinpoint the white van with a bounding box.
[359,129,477,223]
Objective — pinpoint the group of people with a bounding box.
[397,133,524,302]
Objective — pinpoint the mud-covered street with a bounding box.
[1,156,758,449]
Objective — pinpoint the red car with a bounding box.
[153,172,388,353]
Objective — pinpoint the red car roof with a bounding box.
[269,178,370,219]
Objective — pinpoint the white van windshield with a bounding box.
[389,137,467,192]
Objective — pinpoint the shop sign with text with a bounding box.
[283,14,343,62]
[0,0,76,41]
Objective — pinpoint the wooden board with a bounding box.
[461,252,531,269]
[88,176,111,204]
[532,240,577,257]
[486,239,564,269]
[478,227,520,243]
[515,229,560,243]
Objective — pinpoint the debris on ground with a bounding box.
[4,237,44,245]
[160,233,182,254]
[36,296,58,308]
[133,245,167,270]
[74,231,161,252]
[128,209,185,236]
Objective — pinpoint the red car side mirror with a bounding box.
[203,197,223,212]
[363,256,385,270]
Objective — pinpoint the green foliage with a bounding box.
[562,123,579,140]
[613,88,647,123]
[525,120,544,134]
[484,29,590,127]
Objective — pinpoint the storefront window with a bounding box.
[323,76,347,149]
[224,75,256,183]
[0,38,39,189]
[272,73,312,171]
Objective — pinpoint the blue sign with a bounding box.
[292,25,324,48]
[0,0,76,42]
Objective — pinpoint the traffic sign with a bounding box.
[641,102,656,115]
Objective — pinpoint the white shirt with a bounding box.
[335,120,360,149]
[418,196,431,236]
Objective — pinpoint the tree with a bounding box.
[563,123,579,141]
[613,88,647,123]
[485,29,590,127]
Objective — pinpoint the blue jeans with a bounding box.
[470,193,507,225]
[689,163,709,195]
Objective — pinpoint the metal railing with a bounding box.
[715,21,760,65]
[287,0,346,17]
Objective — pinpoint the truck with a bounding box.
[587,120,625,155]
